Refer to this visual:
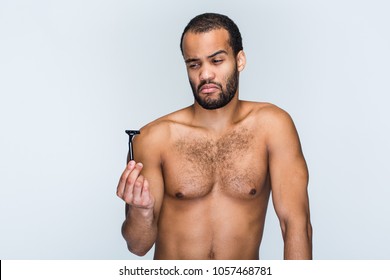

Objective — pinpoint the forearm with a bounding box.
[122,206,157,256]
[283,220,312,260]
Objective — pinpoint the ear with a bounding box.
[236,50,246,72]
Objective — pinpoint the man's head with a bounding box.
[180,13,246,110]
[180,13,243,57]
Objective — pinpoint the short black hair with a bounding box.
[180,13,243,56]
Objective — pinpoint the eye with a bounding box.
[212,59,223,64]
[188,62,200,69]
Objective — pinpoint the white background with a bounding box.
[1,0,389,259]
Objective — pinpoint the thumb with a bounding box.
[142,179,154,205]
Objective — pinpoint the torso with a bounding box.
[153,102,273,259]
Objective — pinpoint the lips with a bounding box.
[199,83,220,94]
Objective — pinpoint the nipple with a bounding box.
[249,189,257,195]
[175,192,184,199]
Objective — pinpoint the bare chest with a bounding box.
[162,128,269,200]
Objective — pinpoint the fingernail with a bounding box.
[137,163,143,168]
[129,161,135,167]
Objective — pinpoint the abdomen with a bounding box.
[154,189,269,260]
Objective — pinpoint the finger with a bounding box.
[116,161,136,198]
[122,162,144,202]
[141,178,149,197]
[141,178,154,208]
[132,175,144,205]
[126,160,137,171]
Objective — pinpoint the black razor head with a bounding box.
[125,130,140,137]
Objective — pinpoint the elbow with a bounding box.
[307,220,313,243]
[121,219,156,257]
[281,217,313,260]
[122,234,154,257]
[122,226,154,257]
[280,215,313,241]
[127,244,150,257]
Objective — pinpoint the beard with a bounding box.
[190,65,239,110]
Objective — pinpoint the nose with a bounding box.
[199,64,215,82]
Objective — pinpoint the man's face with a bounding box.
[182,29,242,110]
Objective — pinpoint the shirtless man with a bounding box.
[117,13,312,260]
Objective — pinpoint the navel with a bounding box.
[249,189,257,195]
[208,248,215,260]
[175,192,184,199]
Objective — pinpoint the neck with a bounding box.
[190,95,242,133]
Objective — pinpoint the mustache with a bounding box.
[197,80,222,93]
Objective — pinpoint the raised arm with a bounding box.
[266,107,312,259]
[116,124,165,256]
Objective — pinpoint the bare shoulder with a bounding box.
[133,106,192,150]
[246,102,303,157]
[243,101,294,127]
[240,101,300,150]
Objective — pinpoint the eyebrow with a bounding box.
[207,50,228,58]
[185,50,228,64]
